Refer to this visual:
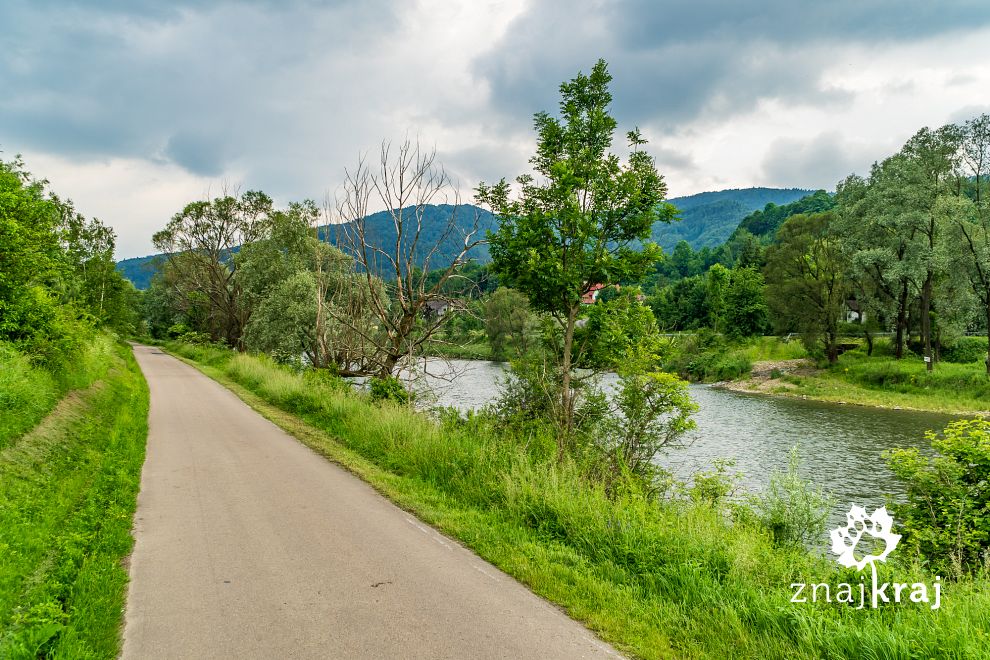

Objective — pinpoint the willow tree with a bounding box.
[153,190,275,348]
[476,60,671,446]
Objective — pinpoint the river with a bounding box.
[403,358,956,521]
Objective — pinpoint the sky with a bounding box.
[2,0,990,259]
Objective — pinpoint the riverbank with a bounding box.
[0,337,149,657]
[164,340,990,659]
[719,352,990,416]
[664,335,990,416]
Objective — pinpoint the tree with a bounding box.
[723,266,768,338]
[477,60,671,449]
[0,157,64,345]
[152,189,275,348]
[484,287,531,360]
[330,138,486,378]
[704,263,729,333]
[957,114,990,374]
[900,125,963,371]
[579,288,663,370]
[764,212,847,363]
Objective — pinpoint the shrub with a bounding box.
[369,375,411,405]
[887,419,990,576]
[942,336,988,364]
[749,447,832,547]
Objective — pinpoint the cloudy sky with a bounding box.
[3,0,990,258]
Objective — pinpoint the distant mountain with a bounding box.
[116,190,824,289]
[116,254,164,290]
[117,204,494,290]
[653,187,815,252]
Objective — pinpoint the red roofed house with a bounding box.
[581,283,607,305]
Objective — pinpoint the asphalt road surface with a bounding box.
[123,345,620,659]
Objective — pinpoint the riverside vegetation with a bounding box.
[167,340,990,659]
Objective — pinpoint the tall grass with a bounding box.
[0,334,115,450]
[170,342,990,659]
[0,339,149,658]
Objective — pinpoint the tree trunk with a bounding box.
[895,281,909,359]
[559,305,578,461]
[985,297,990,376]
[921,274,934,372]
[826,331,839,364]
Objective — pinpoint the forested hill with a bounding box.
[730,189,835,241]
[116,204,495,289]
[655,187,814,252]
[116,190,815,289]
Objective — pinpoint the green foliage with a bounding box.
[598,370,698,489]
[478,59,670,443]
[733,189,835,240]
[705,263,730,333]
[479,60,668,318]
[942,336,989,363]
[749,447,833,547]
[663,331,754,381]
[0,158,64,345]
[369,375,411,405]
[887,419,990,575]
[652,187,813,253]
[724,266,769,338]
[579,288,664,370]
[484,287,532,360]
[0,339,148,657]
[764,211,847,362]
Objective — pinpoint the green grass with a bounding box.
[784,350,990,414]
[0,335,115,450]
[0,339,149,658]
[168,341,990,659]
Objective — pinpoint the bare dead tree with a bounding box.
[325,138,487,378]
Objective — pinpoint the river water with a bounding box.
[404,359,956,520]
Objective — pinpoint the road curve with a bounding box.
[123,345,619,659]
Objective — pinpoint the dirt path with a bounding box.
[122,346,617,659]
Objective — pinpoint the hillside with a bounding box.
[117,204,494,289]
[116,190,817,289]
[730,189,835,241]
[654,187,814,252]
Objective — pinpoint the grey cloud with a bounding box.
[760,132,884,189]
[473,0,990,127]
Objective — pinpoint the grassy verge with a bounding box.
[425,341,492,360]
[778,354,990,414]
[0,335,116,450]
[167,341,990,659]
[0,339,149,658]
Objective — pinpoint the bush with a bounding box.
[887,419,990,576]
[369,375,411,405]
[942,336,988,364]
[749,447,832,547]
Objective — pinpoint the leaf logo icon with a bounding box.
[829,505,901,571]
